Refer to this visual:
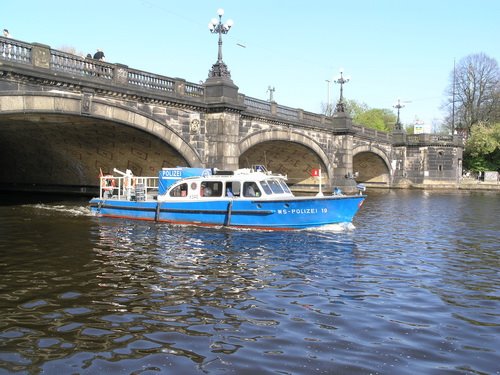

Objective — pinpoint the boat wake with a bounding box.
[306,222,356,232]
[27,204,92,217]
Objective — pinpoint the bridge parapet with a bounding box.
[1,36,394,144]
[406,134,463,147]
[0,37,31,64]
[243,96,272,115]
[352,124,392,142]
[242,95,333,130]
[1,36,205,103]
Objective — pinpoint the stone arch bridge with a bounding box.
[0,37,463,195]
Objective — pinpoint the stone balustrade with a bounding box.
[0,36,462,148]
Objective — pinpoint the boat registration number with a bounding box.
[277,208,327,215]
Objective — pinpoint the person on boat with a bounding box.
[243,182,260,197]
[200,183,212,197]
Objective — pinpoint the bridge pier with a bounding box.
[330,113,358,193]
[205,111,241,171]
[204,77,244,171]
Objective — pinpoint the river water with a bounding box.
[0,190,498,374]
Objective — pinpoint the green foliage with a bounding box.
[345,100,397,132]
[345,99,369,118]
[404,125,415,134]
[464,122,500,172]
[356,109,387,131]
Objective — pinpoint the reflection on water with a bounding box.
[0,190,498,374]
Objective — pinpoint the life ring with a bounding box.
[101,175,116,191]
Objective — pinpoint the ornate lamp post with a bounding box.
[208,8,233,79]
[393,98,405,131]
[267,86,275,102]
[334,69,350,113]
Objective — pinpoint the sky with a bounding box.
[3,0,499,130]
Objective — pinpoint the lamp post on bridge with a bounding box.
[208,8,233,79]
[334,69,350,113]
[267,86,275,102]
[204,8,239,171]
[393,98,405,131]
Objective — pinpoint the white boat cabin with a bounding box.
[98,166,295,202]
[158,167,294,202]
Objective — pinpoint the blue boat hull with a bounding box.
[89,196,365,230]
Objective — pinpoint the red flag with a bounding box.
[311,168,320,177]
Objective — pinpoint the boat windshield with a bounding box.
[279,180,291,193]
[267,179,285,194]
[259,180,272,195]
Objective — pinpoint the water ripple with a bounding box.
[0,191,498,374]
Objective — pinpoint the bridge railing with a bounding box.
[276,104,300,121]
[0,36,205,99]
[406,134,463,146]
[127,67,175,92]
[243,96,326,127]
[243,96,272,115]
[1,36,418,145]
[352,124,392,142]
[0,36,31,64]
[51,49,114,80]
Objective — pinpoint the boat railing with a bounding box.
[100,175,159,201]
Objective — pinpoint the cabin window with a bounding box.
[279,180,291,193]
[226,181,241,197]
[267,179,284,194]
[170,183,188,197]
[243,182,261,197]
[260,181,272,195]
[201,181,222,197]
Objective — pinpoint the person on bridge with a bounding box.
[93,49,105,61]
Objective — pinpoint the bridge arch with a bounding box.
[239,129,332,186]
[353,145,392,185]
[89,97,201,166]
[0,93,202,190]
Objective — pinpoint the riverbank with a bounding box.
[361,179,500,192]
[394,182,500,191]
[458,180,500,191]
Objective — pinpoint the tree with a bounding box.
[444,53,500,136]
[345,99,369,119]
[58,45,86,58]
[345,100,397,132]
[321,98,398,132]
[463,122,500,172]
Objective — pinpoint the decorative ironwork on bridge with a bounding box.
[208,8,233,79]
[334,69,350,113]
[393,99,405,131]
